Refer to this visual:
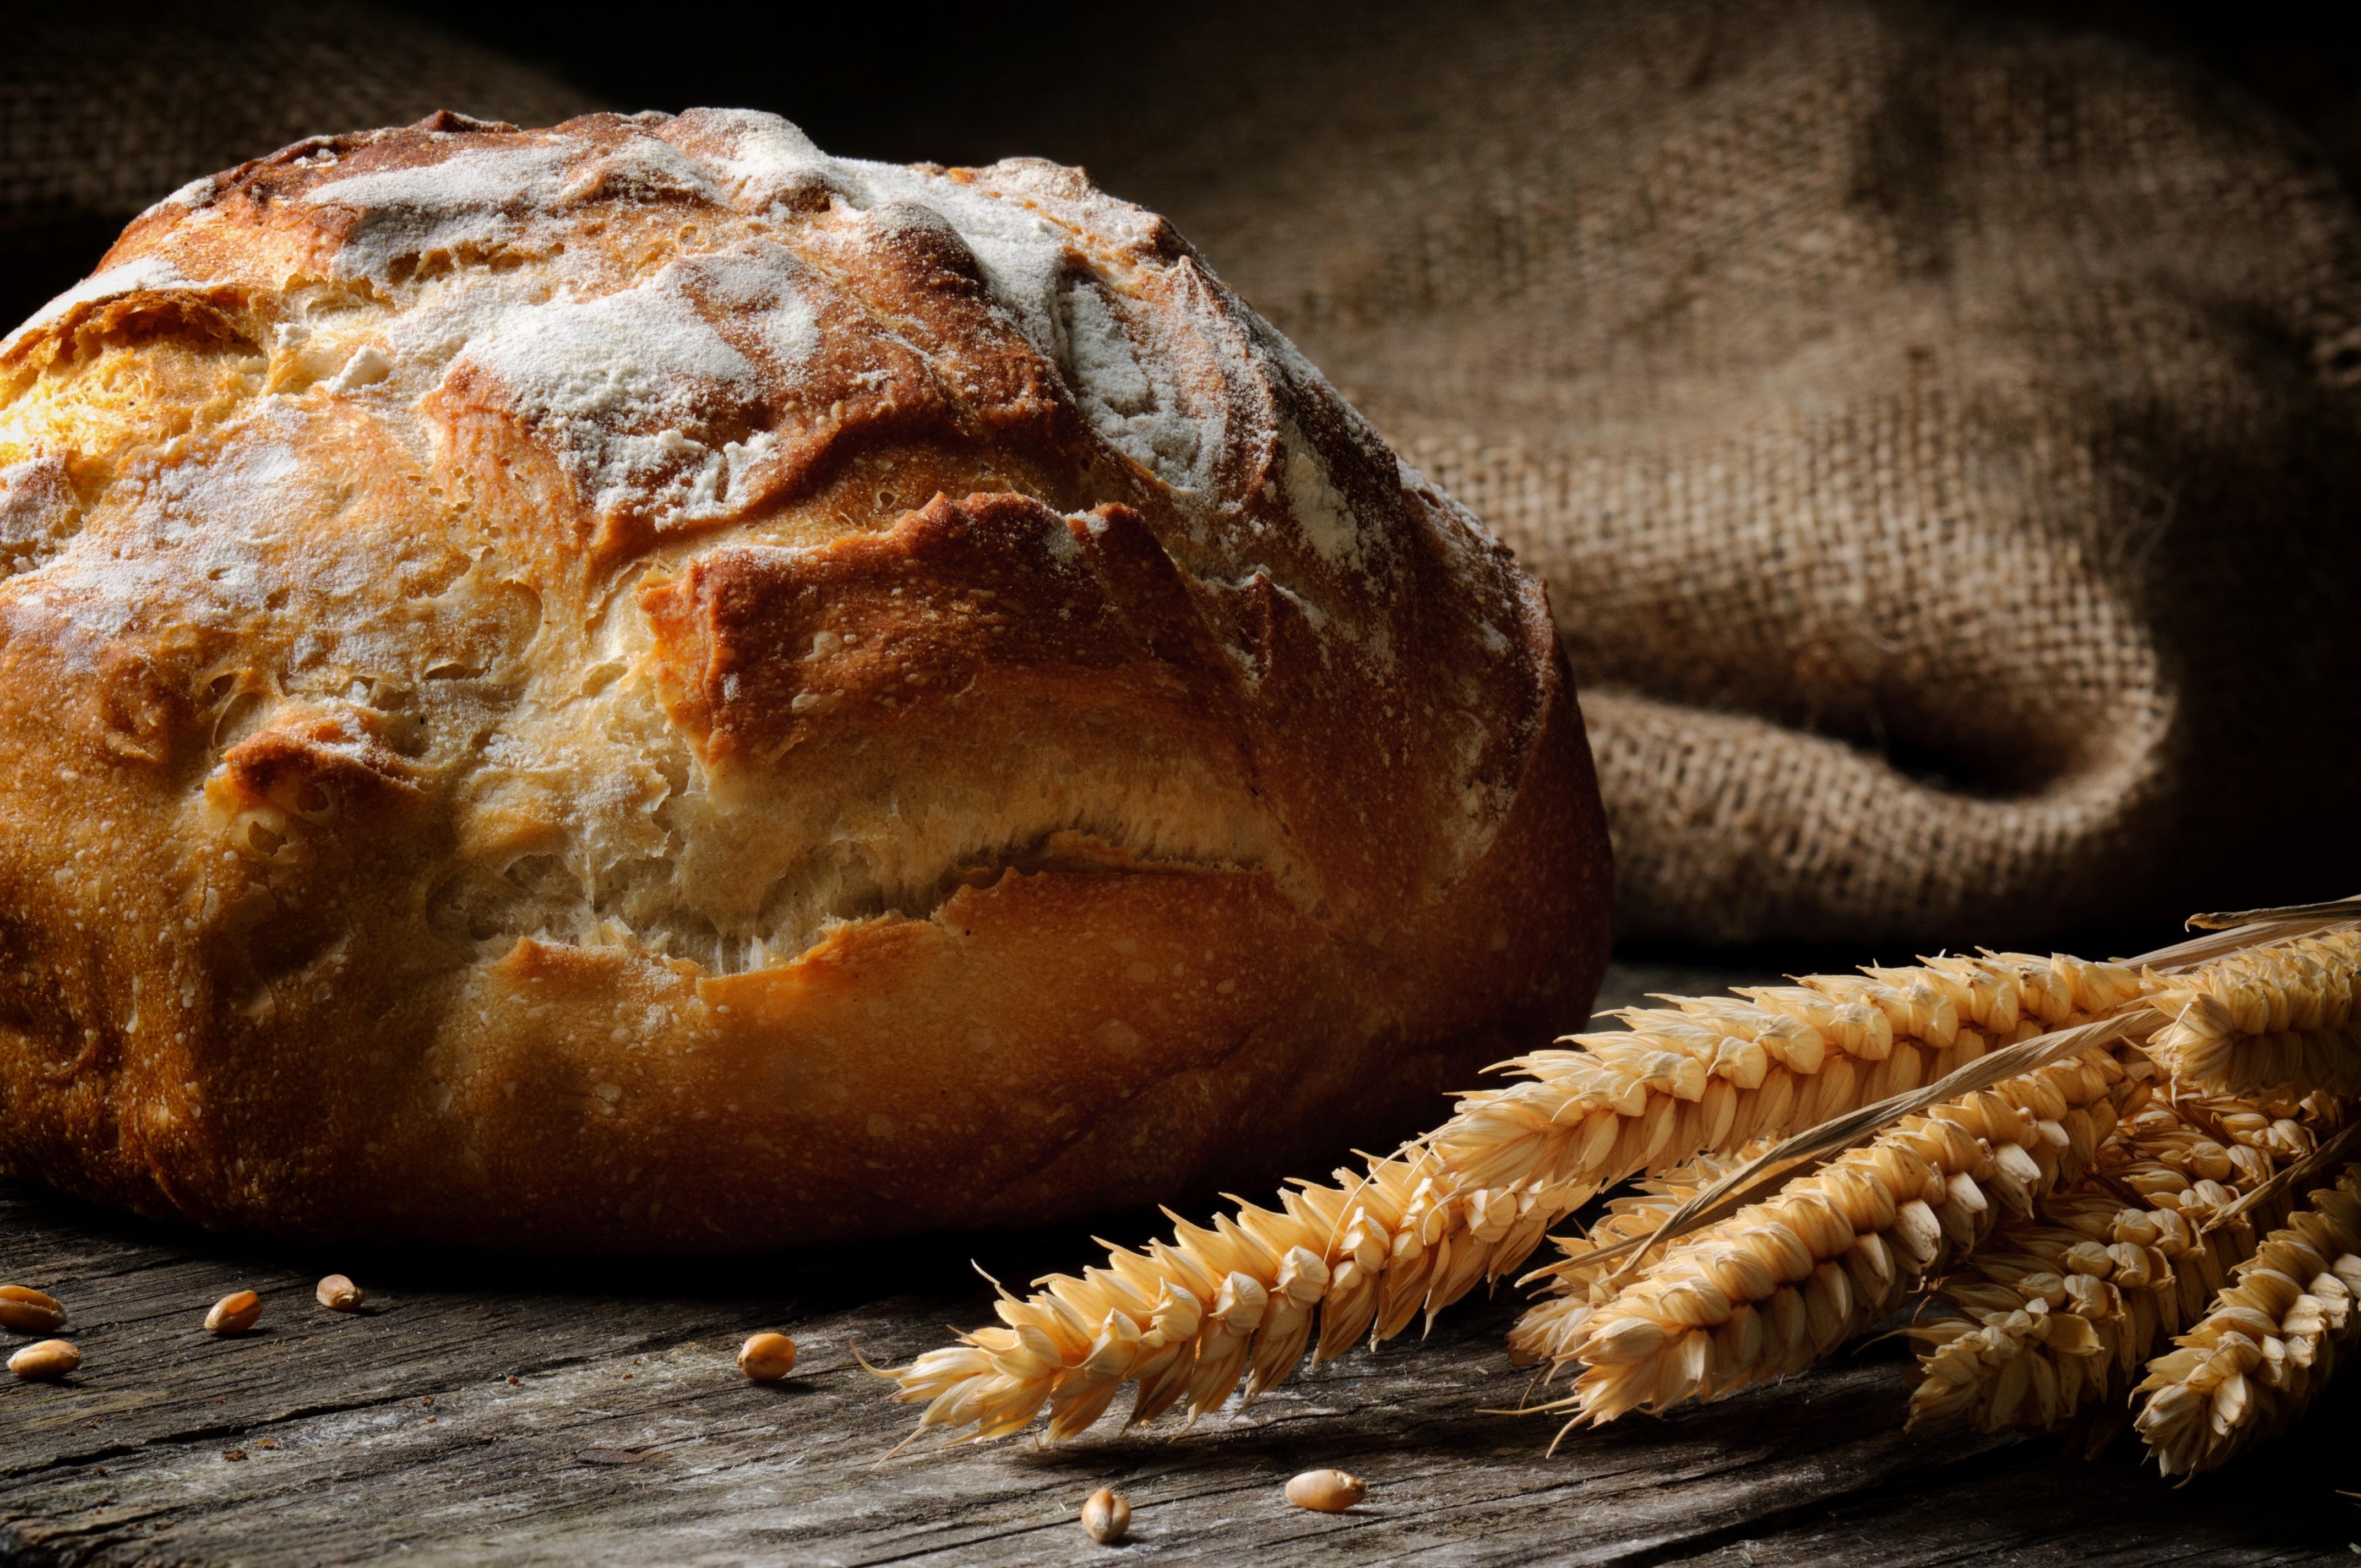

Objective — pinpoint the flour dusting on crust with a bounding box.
[1057,276,1215,494]
[459,258,775,531]
[304,141,584,282]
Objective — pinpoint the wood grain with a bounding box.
[4,961,2358,1565]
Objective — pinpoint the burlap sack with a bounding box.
[0,3,592,327]
[1055,0,2361,948]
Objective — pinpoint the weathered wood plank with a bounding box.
[3,961,2356,1565]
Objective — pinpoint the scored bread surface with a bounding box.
[0,110,1610,1250]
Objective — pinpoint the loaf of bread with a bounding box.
[0,110,1611,1250]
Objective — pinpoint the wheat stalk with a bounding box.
[1905,1093,2317,1436]
[878,1142,1591,1444]
[2132,1164,2361,1476]
[880,955,2136,1447]
[1512,1045,2133,1426]
[1435,952,2144,1199]
[2145,929,2361,1098]
[878,918,2352,1450]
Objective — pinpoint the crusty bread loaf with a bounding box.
[0,110,1611,1251]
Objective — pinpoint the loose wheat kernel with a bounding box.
[737,1332,798,1382]
[1081,1487,1131,1544]
[315,1275,363,1311]
[9,1339,79,1380]
[0,1286,65,1334]
[205,1291,262,1335]
[1285,1468,1367,1512]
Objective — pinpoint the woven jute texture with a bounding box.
[1051,0,2361,948]
[0,3,592,321]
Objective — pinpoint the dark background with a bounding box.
[401,1,2361,168]
[5,0,2361,331]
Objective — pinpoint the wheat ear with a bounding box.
[1515,1046,2131,1425]
[2145,929,2361,1098]
[880,953,2131,1446]
[882,956,2144,1447]
[1906,1094,2314,1436]
[2131,1164,2361,1476]
[878,924,2334,1449]
[878,1142,1590,1445]
[1435,953,2142,1198]
[1505,1145,1769,1369]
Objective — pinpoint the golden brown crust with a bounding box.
[0,110,1611,1250]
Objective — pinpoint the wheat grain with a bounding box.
[2145,929,2361,1098]
[0,1286,64,1335]
[204,1291,260,1335]
[1285,1469,1367,1512]
[879,1143,1586,1444]
[738,1332,798,1382]
[1519,1046,2131,1424]
[2169,1089,2330,1168]
[1435,953,2142,1202]
[7,1339,78,1380]
[1081,1487,1130,1544]
[2132,1164,2361,1476]
[1906,1096,2311,1435]
[2118,1104,2254,1187]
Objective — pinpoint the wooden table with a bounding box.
[4,961,2357,1566]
